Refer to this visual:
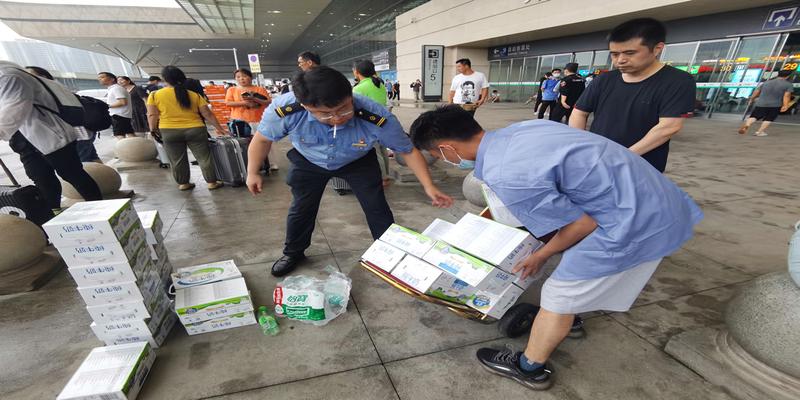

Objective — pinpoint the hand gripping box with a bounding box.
[390,255,475,305]
[170,259,242,290]
[422,241,514,295]
[95,312,176,349]
[68,243,152,287]
[183,311,257,335]
[174,277,253,324]
[137,210,164,245]
[442,213,543,289]
[77,262,163,306]
[361,240,406,273]
[56,342,155,400]
[378,224,436,259]
[58,222,147,268]
[43,199,139,247]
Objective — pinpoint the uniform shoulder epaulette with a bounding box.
[275,102,304,118]
[355,109,387,127]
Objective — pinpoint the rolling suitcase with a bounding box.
[0,158,55,226]
[209,136,270,187]
[330,177,351,195]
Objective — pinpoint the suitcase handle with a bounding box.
[0,157,20,187]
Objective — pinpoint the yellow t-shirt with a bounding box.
[146,87,208,129]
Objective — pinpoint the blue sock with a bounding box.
[519,353,545,372]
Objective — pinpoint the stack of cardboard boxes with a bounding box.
[57,342,156,400]
[43,200,175,348]
[361,213,543,318]
[171,260,257,335]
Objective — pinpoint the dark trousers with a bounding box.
[284,148,394,256]
[9,132,102,208]
[537,100,556,119]
[549,103,573,124]
[76,131,100,162]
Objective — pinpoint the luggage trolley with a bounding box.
[359,208,585,338]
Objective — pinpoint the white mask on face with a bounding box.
[552,73,561,78]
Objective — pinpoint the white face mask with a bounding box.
[552,73,561,78]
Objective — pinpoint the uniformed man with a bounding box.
[549,63,585,123]
[247,66,454,277]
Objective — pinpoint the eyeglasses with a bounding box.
[314,110,354,121]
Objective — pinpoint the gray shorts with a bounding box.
[540,258,663,314]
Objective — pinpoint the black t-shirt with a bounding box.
[575,65,695,172]
[559,74,585,106]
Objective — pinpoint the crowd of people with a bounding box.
[1,15,796,394]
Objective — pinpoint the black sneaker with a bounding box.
[568,315,586,338]
[476,346,553,390]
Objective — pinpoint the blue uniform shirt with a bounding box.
[474,120,704,281]
[257,92,413,170]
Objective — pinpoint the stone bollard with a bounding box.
[61,162,122,200]
[462,170,487,207]
[394,150,437,167]
[114,137,158,162]
[0,215,64,294]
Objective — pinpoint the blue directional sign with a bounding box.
[763,7,797,30]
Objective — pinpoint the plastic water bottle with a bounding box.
[257,306,280,336]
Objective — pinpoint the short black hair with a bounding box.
[148,75,161,82]
[410,105,483,150]
[565,63,579,73]
[544,72,552,77]
[608,18,666,50]
[456,58,471,68]
[234,68,253,78]
[551,68,562,73]
[298,51,321,65]
[25,66,54,80]
[778,70,793,78]
[292,66,352,107]
[98,71,117,80]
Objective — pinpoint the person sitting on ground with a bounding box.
[489,89,501,103]
[409,105,702,391]
[738,70,795,137]
[0,61,102,208]
[146,65,228,191]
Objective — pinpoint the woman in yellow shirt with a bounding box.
[146,66,228,191]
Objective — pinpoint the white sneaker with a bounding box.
[754,132,768,137]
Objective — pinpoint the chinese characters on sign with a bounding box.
[489,43,533,60]
[422,45,444,100]
[247,54,261,73]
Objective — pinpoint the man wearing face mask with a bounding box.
[410,105,702,390]
[247,66,454,276]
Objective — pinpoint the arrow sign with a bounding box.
[763,7,797,30]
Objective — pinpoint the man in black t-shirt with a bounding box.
[570,18,695,172]
[550,62,585,123]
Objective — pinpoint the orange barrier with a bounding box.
[205,85,230,125]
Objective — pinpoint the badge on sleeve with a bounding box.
[355,109,386,127]
[275,102,304,118]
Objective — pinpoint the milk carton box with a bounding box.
[443,213,542,289]
[44,199,138,247]
[361,240,406,273]
[58,222,147,268]
[170,259,242,290]
[467,284,524,319]
[378,224,436,258]
[422,241,514,294]
[422,218,456,241]
[86,290,170,323]
[56,342,155,400]
[148,241,169,262]
[390,255,475,304]
[137,210,164,245]
[174,277,252,323]
[68,243,152,287]
[77,264,163,306]
[96,313,176,349]
[183,311,257,335]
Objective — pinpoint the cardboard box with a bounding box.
[183,311,257,335]
[422,241,514,294]
[467,284,524,319]
[68,243,152,287]
[174,277,252,320]
[86,290,170,323]
[148,241,169,262]
[58,222,147,268]
[176,300,253,325]
[443,213,542,289]
[422,218,456,241]
[137,210,164,245]
[390,255,475,305]
[97,312,176,349]
[77,264,162,306]
[44,199,138,247]
[361,240,406,273]
[378,224,436,258]
[56,342,155,400]
[170,259,242,290]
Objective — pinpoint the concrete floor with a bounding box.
[1,103,798,399]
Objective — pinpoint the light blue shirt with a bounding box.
[474,120,703,281]
[257,92,413,170]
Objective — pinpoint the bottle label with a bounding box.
[273,286,325,321]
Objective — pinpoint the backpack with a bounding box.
[25,71,86,127]
[76,95,112,132]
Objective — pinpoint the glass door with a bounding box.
[573,51,593,76]
[507,58,524,102]
[711,34,781,115]
[773,33,800,124]
[520,56,540,102]
[693,39,736,116]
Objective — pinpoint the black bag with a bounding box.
[76,95,112,131]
